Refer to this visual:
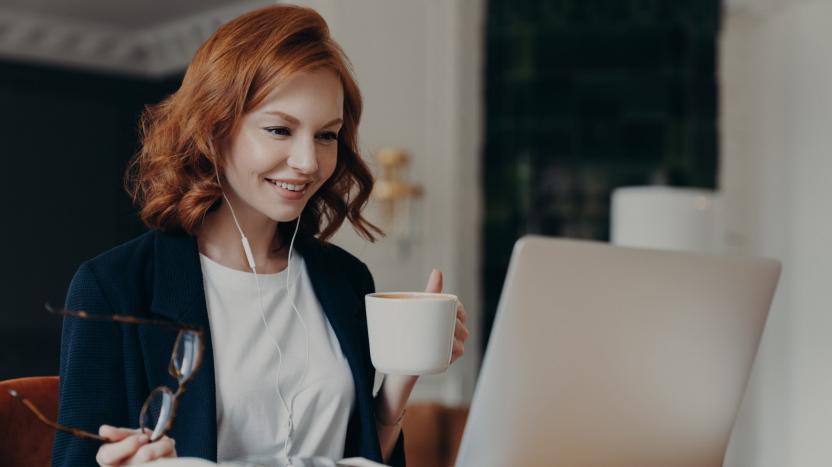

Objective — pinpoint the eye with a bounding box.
[264,127,291,137]
[316,131,339,143]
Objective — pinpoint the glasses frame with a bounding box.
[141,328,204,441]
[7,304,205,443]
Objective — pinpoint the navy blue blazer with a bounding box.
[51,229,405,466]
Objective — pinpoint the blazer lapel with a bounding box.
[147,230,218,461]
[296,238,382,460]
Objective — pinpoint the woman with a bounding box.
[52,5,469,467]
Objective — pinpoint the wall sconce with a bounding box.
[371,148,423,228]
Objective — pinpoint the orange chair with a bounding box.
[0,376,59,467]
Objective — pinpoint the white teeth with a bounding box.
[268,179,306,192]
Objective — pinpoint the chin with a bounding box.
[263,203,307,223]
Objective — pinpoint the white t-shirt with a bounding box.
[199,252,355,465]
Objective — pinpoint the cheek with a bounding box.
[250,145,283,175]
[309,153,339,195]
[322,151,339,178]
[227,139,251,176]
[319,155,339,189]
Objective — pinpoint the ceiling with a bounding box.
[0,0,238,29]
[724,0,822,15]
[0,0,275,77]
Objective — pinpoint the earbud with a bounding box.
[241,236,256,271]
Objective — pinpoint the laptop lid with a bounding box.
[456,236,781,467]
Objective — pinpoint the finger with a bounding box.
[126,436,176,464]
[97,433,149,466]
[99,424,140,442]
[454,319,469,341]
[424,269,443,294]
[127,437,176,464]
[456,303,467,322]
[98,433,147,465]
[451,340,465,361]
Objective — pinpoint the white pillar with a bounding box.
[721,2,832,466]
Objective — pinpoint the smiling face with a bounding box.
[221,67,344,223]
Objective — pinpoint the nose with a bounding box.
[287,136,319,175]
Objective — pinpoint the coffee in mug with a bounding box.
[365,292,458,375]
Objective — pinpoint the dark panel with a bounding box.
[481,0,720,352]
[0,61,181,379]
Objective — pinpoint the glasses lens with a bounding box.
[140,386,175,442]
[172,330,201,382]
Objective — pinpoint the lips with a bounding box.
[265,178,311,200]
[265,178,310,192]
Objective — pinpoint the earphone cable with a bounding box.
[217,173,309,465]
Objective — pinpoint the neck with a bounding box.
[196,191,289,273]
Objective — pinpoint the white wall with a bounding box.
[721,2,832,465]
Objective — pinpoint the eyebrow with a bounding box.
[263,110,343,128]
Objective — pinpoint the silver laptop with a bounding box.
[456,236,781,467]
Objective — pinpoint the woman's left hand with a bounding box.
[424,269,469,365]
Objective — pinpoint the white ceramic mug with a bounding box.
[365,292,458,375]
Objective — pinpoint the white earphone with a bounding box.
[216,172,310,466]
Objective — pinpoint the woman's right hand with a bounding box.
[95,425,177,466]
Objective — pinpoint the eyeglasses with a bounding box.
[7,304,204,443]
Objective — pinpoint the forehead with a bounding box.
[252,68,344,122]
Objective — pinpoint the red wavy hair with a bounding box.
[125,4,382,242]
